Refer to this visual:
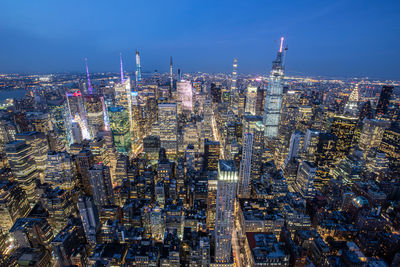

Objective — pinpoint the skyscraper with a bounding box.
[0,180,30,232]
[263,37,286,137]
[358,119,390,155]
[204,139,220,172]
[215,160,238,264]
[75,149,95,195]
[170,56,174,93]
[5,140,38,205]
[135,51,142,83]
[177,80,193,112]
[158,103,178,154]
[108,106,131,155]
[207,175,218,230]
[45,151,76,190]
[16,131,49,182]
[301,128,320,162]
[231,58,238,114]
[375,85,394,117]
[84,95,105,138]
[284,130,303,168]
[66,90,90,141]
[114,54,132,129]
[343,83,359,117]
[314,133,337,189]
[238,133,253,198]
[85,57,93,95]
[150,205,165,241]
[77,196,100,246]
[330,115,357,159]
[88,163,114,207]
[71,121,83,144]
[294,161,317,200]
[245,85,257,115]
[379,126,400,177]
[250,122,264,181]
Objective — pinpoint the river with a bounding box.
[0,89,26,102]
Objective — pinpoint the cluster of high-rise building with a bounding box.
[0,42,398,267]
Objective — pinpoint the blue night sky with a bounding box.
[0,0,399,78]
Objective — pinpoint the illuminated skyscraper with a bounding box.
[16,131,49,182]
[170,56,174,93]
[343,83,359,117]
[215,160,238,264]
[250,122,264,180]
[330,115,357,159]
[207,175,218,230]
[48,99,68,146]
[238,132,253,198]
[314,133,337,189]
[0,180,30,232]
[41,187,74,234]
[231,58,238,93]
[135,51,142,83]
[114,54,132,125]
[84,95,105,138]
[108,106,131,154]
[5,140,38,205]
[204,139,220,172]
[365,149,389,181]
[158,103,178,154]
[245,85,257,115]
[45,151,76,190]
[177,80,193,112]
[231,58,238,114]
[85,58,93,95]
[301,128,320,162]
[263,37,286,137]
[358,119,390,155]
[90,137,110,167]
[131,91,144,155]
[66,90,91,141]
[379,126,400,176]
[294,161,316,200]
[182,123,198,152]
[114,155,128,187]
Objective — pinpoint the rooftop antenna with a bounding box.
[283,44,289,69]
[85,57,93,94]
[120,52,124,83]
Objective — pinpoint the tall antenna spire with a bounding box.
[120,52,125,83]
[85,57,93,95]
[279,37,284,53]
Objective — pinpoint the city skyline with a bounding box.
[0,1,400,79]
[0,1,399,266]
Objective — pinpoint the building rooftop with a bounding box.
[246,232,288,263]
[218,160,237,172]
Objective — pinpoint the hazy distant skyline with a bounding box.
[0,0,400,79]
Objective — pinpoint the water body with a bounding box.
[0,89,26,102]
